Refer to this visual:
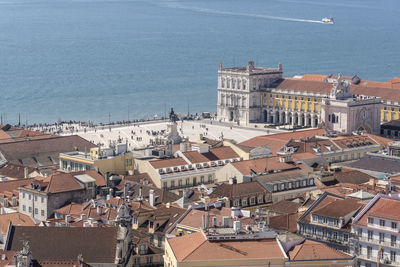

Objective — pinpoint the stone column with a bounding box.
[273,110,277,124]
[298,113,302,126]
[285,112,290,125]
[311,114,316,128]
[291,112,295,127]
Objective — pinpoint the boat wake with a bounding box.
[164,1,324,24]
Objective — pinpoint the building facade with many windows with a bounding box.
[352,194,400,267]
[217,62,399,132]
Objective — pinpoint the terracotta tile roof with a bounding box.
[357,197,400,226]
[267,200,302,215]
[239,129,326,155]
[363,133,393,148]
[276,79,333,93]
[168,232,286,262]
[183,146,239,164]
[208,146,239,160]
[0,212,36,234]
[0,178,34,195]
[7,226,118,263]
[269,212,301,233]
[331,135,377,150]
[26,172,83,194]
[149,157,187,169]
[299,195,340,224]
[182,151,210,163]
[0,250,17,266]
[210,182,268,199]
[0,163,38,179]
[177,207,235,230]
[231,157,300,176]
[312,198,363,218]
[286,137,338,154]
[288,239,353,261]
[53,202,86,216]
[279,77,400,102]
[123,172,155,186]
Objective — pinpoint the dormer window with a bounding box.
[166,168,172,173]
[188,164,194,170]
[225,160,230,164]
[173,166,179,172]
[180,166,185,171]
[158,169,163,174]
[218,161,223,166]
[210,162,216,167]
[196,164,201,169]
[203,163,209,168]
[323,217,327,224]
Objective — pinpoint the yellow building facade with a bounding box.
[59,147,134,176]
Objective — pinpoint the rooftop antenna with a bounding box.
[18,113,20,127]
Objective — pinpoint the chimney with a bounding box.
[24,167,29,179]
[80,214,86,220]
[139,186,143,200]
[233,220,241,232]
[124,183,129,197]
[278,62,282,71]
[96,206,101,216]
[218,62,222,71]
[65,215,72,223]
[166,202,170,208]
[149,189,155,207]
[266,210,270,227]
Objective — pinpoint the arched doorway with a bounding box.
[357,125,371,133]
[263,110,268,122]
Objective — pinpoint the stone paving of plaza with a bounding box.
[62,119,286,150]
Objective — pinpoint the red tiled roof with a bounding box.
[149,158,187,169]
[357,197,400,225]
[39,172,83,193]
[231,156,300,175]
[288,239,353,261]
[239,129,326,155]
[168,232,286,262]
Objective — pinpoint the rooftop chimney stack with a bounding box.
[149,189,155,207]
[24,167,28,179]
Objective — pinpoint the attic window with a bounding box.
[196,164,201,168]
[158,169,163,174]
[180,166,186,171]
[325,145,332,151]
[188,165,194,170]
[173,167,179,172]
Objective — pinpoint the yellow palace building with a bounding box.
[217,61,400,128]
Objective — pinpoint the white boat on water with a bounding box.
[322,17,334,24]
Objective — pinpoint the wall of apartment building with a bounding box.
[223,140,250,160]
[321,146,381,164]
[19,188,89,221]
[215,164,244,183]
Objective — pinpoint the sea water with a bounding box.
[0,0,399,124]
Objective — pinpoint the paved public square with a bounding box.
[61,120,286,150]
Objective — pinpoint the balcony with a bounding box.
[359,237,399,248]
[357,254,400,267]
